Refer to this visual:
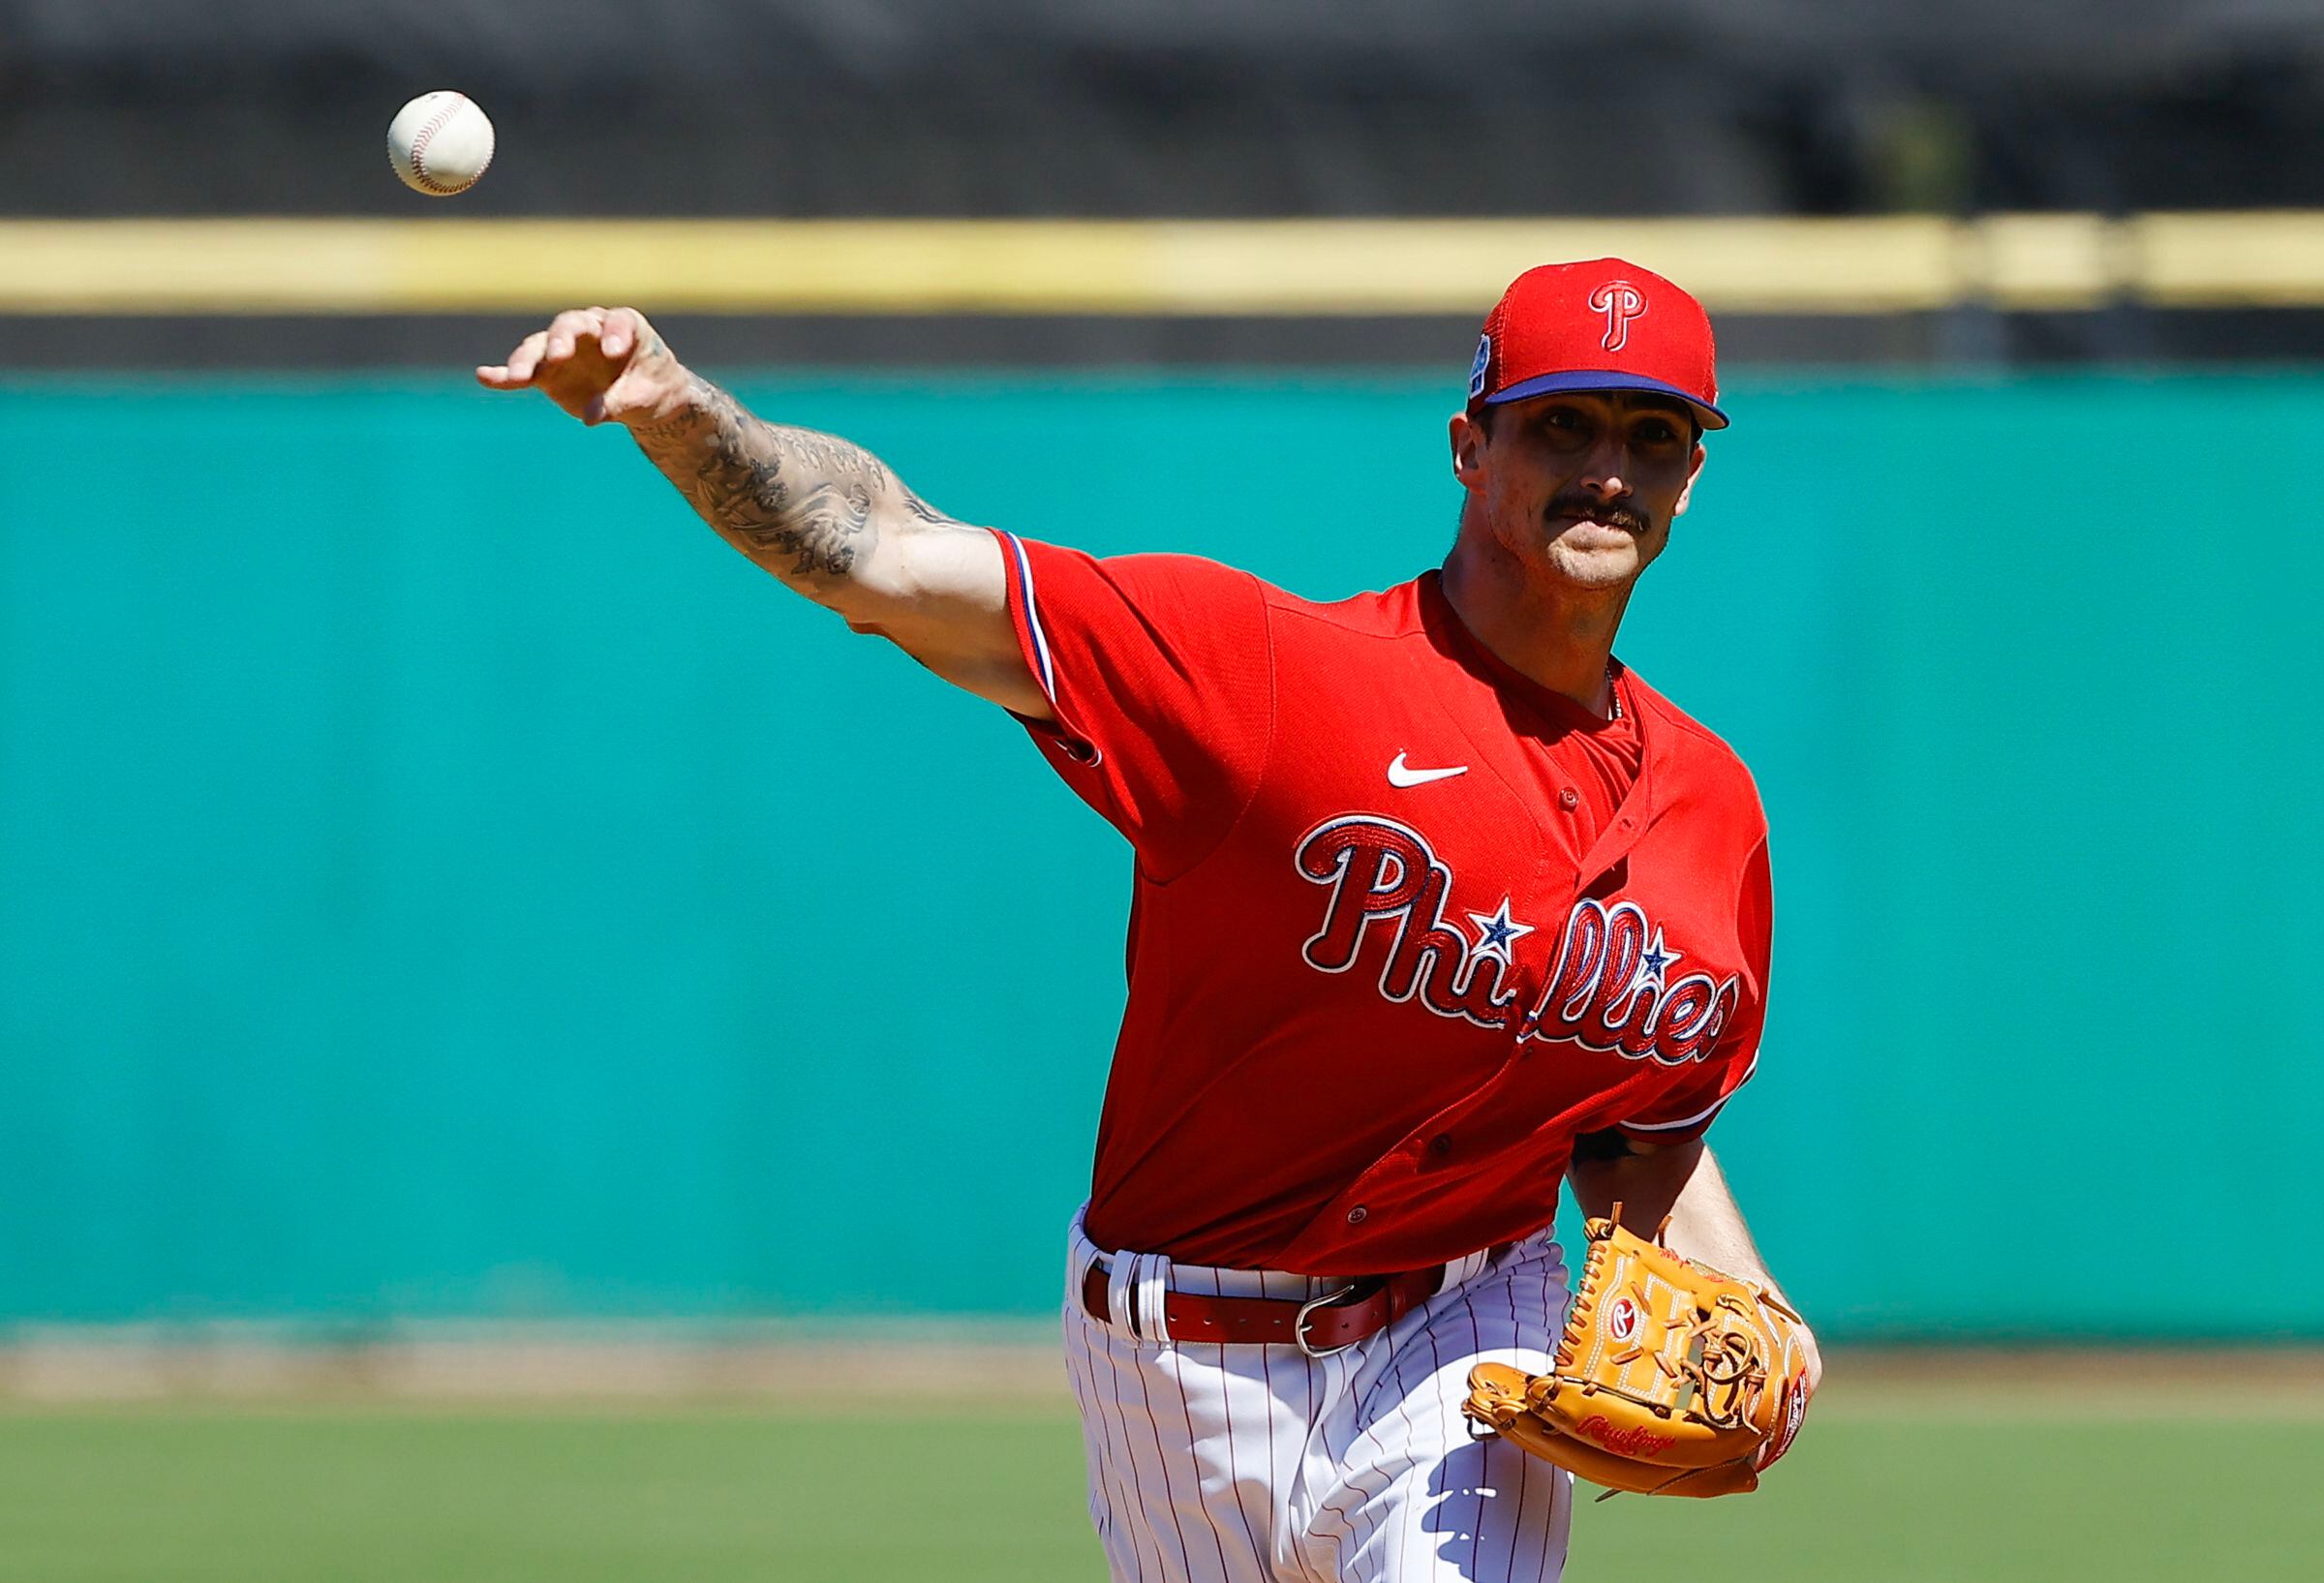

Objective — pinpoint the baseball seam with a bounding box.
[405,94,484,195]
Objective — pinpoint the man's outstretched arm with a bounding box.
[476,306,1051,719]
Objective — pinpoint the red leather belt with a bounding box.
[1078,1259,1455,1357]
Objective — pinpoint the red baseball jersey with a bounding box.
[994,533,1771,1276]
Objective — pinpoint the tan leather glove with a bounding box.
[1463,1212,1814,1498]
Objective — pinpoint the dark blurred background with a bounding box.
[14,0,2324,217]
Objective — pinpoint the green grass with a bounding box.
[1582,1415,2324,1582]
[0,1405,2316,1581]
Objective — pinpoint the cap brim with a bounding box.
[1484,369,1728,431]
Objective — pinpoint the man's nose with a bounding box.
[1579,441,1636,498]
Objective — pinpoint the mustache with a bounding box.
[1545,493,1653,533]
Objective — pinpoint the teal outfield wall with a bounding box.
[2,372,2319,1340]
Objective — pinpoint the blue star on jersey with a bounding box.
[1465,898,1533,963]
[1636,927,1680,989]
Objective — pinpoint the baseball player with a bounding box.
[478,258,1818,1581]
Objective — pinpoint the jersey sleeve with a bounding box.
[992,532,1274,880]
[1616,836,1772,1145]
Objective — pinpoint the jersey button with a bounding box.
[1345,1205,1369,1225]
[1558,787,1580,811]
[1428,1134,1453,1158]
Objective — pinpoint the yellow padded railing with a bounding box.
[1,212,2320,315]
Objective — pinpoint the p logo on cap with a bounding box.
[1467,259,1727,431]
[1588,281,1648,352]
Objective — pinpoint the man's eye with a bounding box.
[1636,423,1679,445]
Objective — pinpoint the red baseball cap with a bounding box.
[1467,259,1728,431]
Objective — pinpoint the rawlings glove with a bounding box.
[1462,1211,1813,1498]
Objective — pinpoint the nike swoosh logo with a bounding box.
[1388,752,1469,788]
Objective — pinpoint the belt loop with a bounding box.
[1135,1253,1174,1344]
[1105,1250,1140,1337]
[1065,1206,1098,1303]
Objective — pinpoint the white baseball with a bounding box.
[387,91,495,197]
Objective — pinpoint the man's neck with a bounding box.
[1439,539,1631,717]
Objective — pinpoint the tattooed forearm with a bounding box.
[899,487,964,527]
[628,374,891,584]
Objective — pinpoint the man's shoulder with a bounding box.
[1257,570,1432,640]
[1075,546,1260,592]
[1033,540,1429,634]
[1625,671,1766,813]
[1013,541,1271,627]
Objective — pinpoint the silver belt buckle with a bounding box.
[1294,1282,1362,1358]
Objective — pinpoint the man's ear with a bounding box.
[1449,409,1487,491]
[1672,441,1706,517]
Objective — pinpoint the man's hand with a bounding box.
[1794,1313,1824,1395]
[475,306,690,429]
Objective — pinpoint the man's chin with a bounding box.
[1540,539,1645,590]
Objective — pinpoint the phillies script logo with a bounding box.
[1588,280,1647,351]
[1577,1415,1677,1458]
[1293,815,1738,1062]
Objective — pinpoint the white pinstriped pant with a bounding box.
[1062,1210,1575,1583]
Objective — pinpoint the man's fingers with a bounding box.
[541,307,608,365]
[509,330,552,379]
[488,330,552,383]
[601,306,646,361]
